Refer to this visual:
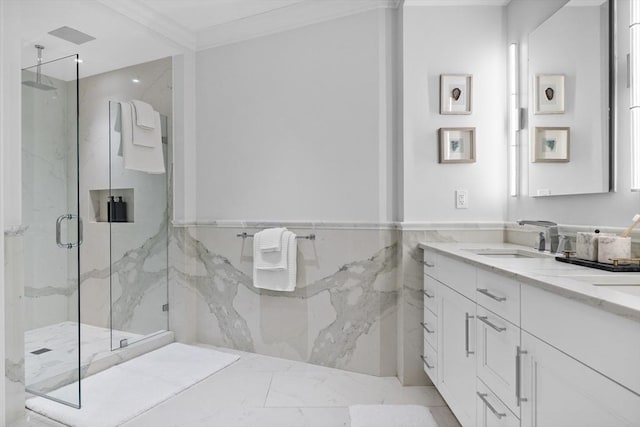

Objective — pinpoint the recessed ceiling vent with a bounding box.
[48,26,95,45]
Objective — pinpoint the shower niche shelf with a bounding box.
[89,188,134,223]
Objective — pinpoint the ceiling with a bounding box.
[20,0,511,80]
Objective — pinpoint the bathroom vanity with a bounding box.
[419,242,640,427]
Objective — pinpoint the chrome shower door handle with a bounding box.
[56,214,83,249]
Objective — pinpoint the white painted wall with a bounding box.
[507,0,640,227]
[402,5,507,222]
[194,9,397,222]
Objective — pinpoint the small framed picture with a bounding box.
[534,74,565,114]
[439,127,476,163]
[532,127,570,162]
[440,74,472,114]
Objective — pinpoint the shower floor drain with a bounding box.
[30,348,52,355]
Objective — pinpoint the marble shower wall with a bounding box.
[76,57,172,340]
[4,229,25,424]
[169,225,399,377]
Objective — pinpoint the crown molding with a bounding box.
[403,0,510,6]
[196,0,401,51]
[96,0,197,51]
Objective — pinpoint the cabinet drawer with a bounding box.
[421,338,437,384]
[423,275,437,315]
[423,248,437,278]
[522,284,640,395]
[476,306,520,415]
[477,380,520,427]
[476,268,520,326]
[422,307,437,350]
[438,255,476,300]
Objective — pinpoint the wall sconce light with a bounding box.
[508,43,520,197]
[631,0,640,190]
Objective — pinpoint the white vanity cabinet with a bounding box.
[519,331,640,427]
[437,282,477,427]
[422,243,640,427]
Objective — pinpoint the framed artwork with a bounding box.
[532,127,570,162]
[534,74,565,114]
[440,74,472,114]
[439,127,476,163]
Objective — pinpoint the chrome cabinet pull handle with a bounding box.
[516,346,528,406]
[422,290,435,299]
[56,214,83,249]
[477,288,507,302]
[477,315,506,332]
[423,261,435,267]
[477,392,506,419]
[420,355,434,369]
[465,313,475,357]
[420,322,435,334]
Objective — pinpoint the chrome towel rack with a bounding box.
[236,232,316,241]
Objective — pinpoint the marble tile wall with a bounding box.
[169,225,399,377]
[75,57,172,343]
[4,228,25,424]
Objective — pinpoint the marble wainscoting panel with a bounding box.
[170,225,398,377]
[397,226,505,386]
[4,230,26,424]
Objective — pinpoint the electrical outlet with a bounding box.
[455,190,468,209]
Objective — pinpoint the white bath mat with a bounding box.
[27,343,239,427]
[349,405,437,427]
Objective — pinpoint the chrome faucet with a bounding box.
[517,220,559,253]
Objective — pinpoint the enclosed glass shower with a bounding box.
[21,52,169,408]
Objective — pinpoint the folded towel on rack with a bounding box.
[257,227,286,253]
[119,102,165,174]
[253,231,297,292]
[254,229,290,270]
[131,99,156,131]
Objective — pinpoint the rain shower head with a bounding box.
[22,45,56,91]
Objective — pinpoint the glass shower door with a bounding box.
[22,53,81,408]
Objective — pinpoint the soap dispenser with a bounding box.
[115,196,127,222]
[536,232,546,252]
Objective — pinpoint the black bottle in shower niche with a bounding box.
[107,196,115,222]
[114,196,127,222]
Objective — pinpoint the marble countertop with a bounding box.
[419,242,640,322]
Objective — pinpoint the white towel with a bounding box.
[253,232,297,292]
[258,227,286,253]
[131,104,162,149]
[131,99,156,131]
[254,229,289,270]
[120,102,165,174]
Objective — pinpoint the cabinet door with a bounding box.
[476,306,520,415]
[520,332,640,427]
[438,283,477,427]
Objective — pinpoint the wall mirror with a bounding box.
[527,0,613,197]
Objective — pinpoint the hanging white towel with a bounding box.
[253,231,297,292]
[131,99,156,131]
[254,229,288,270]
[119,102,165,174]
[257,227,286,253]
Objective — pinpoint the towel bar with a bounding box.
[236,232,316,241]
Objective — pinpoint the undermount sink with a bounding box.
[464,248,550,259]
[563,275,640,286]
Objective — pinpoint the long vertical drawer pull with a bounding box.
[420,322,435,334]
[477,288,507,302]
[477,392,506,419]
[477,315,506,332]
[422,290,435,299]
[465,313,475,357]
[516,346,528,405]
[420,355,434,369]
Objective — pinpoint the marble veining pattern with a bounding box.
[170,226,398,376]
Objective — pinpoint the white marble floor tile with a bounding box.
[20,343,460,427]
[10,411,66,427]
